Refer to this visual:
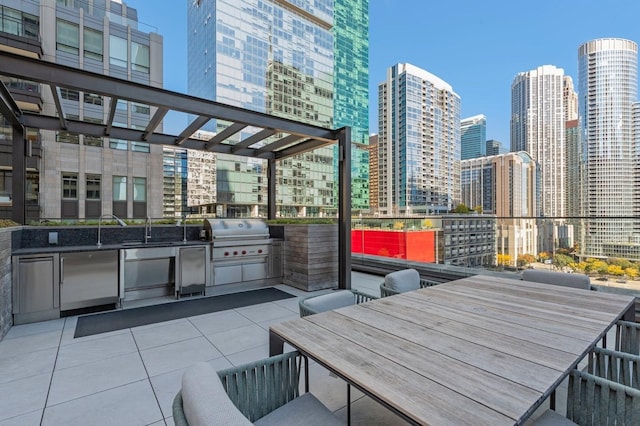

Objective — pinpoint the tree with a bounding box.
[553,254,573,271]
[538,252,550,262]
[453,204,471,214]
[608,265,625,277]
[497,253,512,268]
[625,268,638,279]
[473,205,483,214]
[517,254,536,268]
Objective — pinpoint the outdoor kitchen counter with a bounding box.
[12,240,208,255]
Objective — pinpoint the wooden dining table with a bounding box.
[269,275,637,425]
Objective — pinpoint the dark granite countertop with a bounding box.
[12,241,210,256]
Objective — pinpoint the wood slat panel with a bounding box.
[270,319,514,425]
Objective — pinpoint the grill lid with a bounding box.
[203,218,269,240]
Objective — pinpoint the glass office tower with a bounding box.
[187,0,368,217]
[578,38,639,256]
[460,114,486,160]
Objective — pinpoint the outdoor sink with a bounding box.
[120,241,185,248]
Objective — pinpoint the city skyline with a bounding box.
[125,0,640,144]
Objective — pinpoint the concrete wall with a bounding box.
[0,228,15,341]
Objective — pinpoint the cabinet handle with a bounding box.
[60,257,64,284]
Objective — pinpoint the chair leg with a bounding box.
[347,383,351,426]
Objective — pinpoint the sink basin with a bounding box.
[120,241,185,248]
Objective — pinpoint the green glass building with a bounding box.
[187,0,369,217]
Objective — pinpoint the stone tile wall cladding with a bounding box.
[0,228,14,340]
[282,224,338,291]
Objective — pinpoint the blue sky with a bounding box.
[127,0,640,146]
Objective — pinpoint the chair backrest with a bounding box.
[587,347,640,389]
[522,269,591,290]
[567,369,640,425]
[300,290,355,317]
[616,320,640,355]
[384,269,421,293]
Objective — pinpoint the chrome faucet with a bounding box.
[144,216,152,243]
[96,214,126,247]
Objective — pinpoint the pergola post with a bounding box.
[267,158,276,219]
[11,124,26,224]
[337,126,351,289]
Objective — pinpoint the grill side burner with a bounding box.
[203,218,273,285]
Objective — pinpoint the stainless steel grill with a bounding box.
[203,218,272,285]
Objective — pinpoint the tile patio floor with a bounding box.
[1,271,417,426]
[0,270,590,425]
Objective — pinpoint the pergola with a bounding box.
[0,51,352,289]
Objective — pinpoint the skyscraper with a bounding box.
[461,152,538,265]
[511,65,566,219]
[578,38,639,257]
[187,0,369,217]
[0,0,164,220]
[486,139,506,156]
[378,63,460,216]
[460,114,486,160]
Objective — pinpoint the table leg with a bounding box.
[269,330,285,356]
[347,383,351,426]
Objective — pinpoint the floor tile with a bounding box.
[42,379,163,426]
[0,409,42,426]
[205,323,268,356]
[150,356,233,419]
[55,332,138,370]
[272,296,303,313]
[235,301,298,323]
[334,395,410,425]
[255,312,299,331]
[225,344,270,366]
[131,319,201,351]
[47,352,147,406]
[0,330,61,359]
[0,347,57,384]
[0,372,51,421]
[140,336,223,377]
[187,309,252,335]
[59,315,130,346]
[4,318,65,340]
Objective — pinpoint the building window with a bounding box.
[0,170,11,202]
[84,93,103,106]
[62,173,78,199]
[57,131,79,144]
[83,117,103,147]
[131,142,150,153]
[60,88,79,101]
[109,139,128,150]
[109,35,127,68]
[131,42,149,73]
[132,103,150,115]
[133,177,146,202]
[26,170,38,204]
[83,27,103,61]
[86,174,101,199]
[112,176,127,201]
[56,19,79,55]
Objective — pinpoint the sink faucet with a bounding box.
[176,216,187,243]
[144,216,152,243]
[97,214,126,247]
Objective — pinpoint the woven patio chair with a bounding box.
[173,350,342,425]
[299,289,377,317]
[379,268,439,297]
[533,368,640,425]
[615,319,640,355]
[522,269,592,290]
[586,346,640,389]
[566,369,640,425]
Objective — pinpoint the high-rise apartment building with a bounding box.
[486,139,506,156]
[578,38,639,257]
[378,63,460,216]
[460,114,486,160]
[186,0,369,218]
[564,75,584,251]
[460,152,537,265]
[0,0,164,221]
[511,65,566,219]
